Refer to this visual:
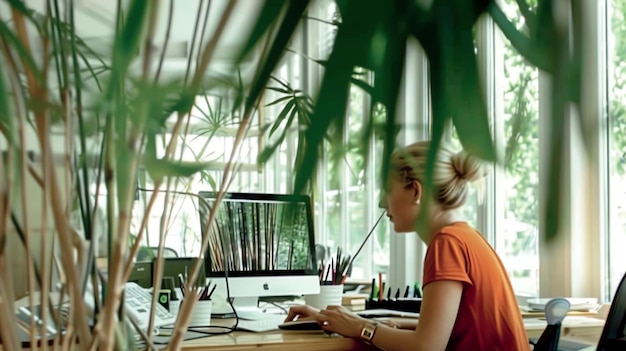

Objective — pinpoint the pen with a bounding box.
[199,285,208,300]
[403,285,409,298]
[178,274,186,297]
[386,286,391,300]
[324,265,332,285]
[369,278,375,301]
[413,282,422,298]
[206,284,217,300]
[331,258,336,285]
[395,288,400,299]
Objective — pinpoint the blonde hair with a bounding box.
[389,141,488,209]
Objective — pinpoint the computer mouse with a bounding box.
[278,319,323,331]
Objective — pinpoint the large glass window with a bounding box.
[312,1,390,280]
[493,0,541,296]
[607,0,626,298]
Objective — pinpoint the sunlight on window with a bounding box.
[607,0,626,298]
[497,0,540,296]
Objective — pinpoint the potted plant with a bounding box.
[0,0,589,350]
[0,0,308,349]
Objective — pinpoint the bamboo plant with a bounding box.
[0,0,592,350]
[0,0,307,350]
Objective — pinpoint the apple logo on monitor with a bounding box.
[263,283,269,290]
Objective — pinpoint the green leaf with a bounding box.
[514,0,537,29]
[294,0,383,194]
[446,30,496,161]
[488,3,551,72]
[244,0,310,113]
[236,0,289,63]
[265,95,293,107]
[0,61,14,146]
[349,77,375,97]
[269,99,295,137]
[370,2,409,185]
[143,156,215,183]
[105,0,149,103]
[266,86,293,95]
[533,0,555,54]
[0,21,43,84]
[543,15,570,243]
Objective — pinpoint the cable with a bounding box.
[136,187,239,335]
[342,211,386,277]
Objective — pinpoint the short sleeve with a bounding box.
[423,233,472,287]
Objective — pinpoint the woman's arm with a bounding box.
[378,318,418,330]
[352,280,463,351]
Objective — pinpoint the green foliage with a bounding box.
[610,0,626,175]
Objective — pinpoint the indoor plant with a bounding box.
[0,0,590,350]
[0,0,307,349]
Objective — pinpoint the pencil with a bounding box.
[206,284,218,300]
[324,264,332,285]
[378,272,383,301]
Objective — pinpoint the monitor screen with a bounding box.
[197,192,320,317]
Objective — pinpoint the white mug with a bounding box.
[187,299,212,327]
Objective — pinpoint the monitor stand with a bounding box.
[229,297,267,320]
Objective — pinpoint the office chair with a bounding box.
[597,271,626,351]
[532,298,571,351]
[136,246,178,262]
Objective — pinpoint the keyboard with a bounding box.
[235,314,287,332]
[124,282,176,331]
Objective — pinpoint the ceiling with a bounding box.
[11,0,264,74]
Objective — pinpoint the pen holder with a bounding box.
[187,299,212,327]
[365,298,422,313]
[304,284,344,310]
[169,298,181,317]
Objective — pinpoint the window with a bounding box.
[606,0,626,298]
[457,0,541,296]
[310,1,390,280]
[494,0,541,296]
[134,92,263,257]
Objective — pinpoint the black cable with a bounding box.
[137,187,240,335]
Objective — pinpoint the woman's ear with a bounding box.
[412,180,422,204]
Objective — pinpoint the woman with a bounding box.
[285,141,529,350]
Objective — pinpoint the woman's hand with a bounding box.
[314,305,368,338]
[284,305,321,322]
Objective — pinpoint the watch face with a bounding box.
[361,322,377,341]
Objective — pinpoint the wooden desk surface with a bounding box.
[8,314,605,350]
[177,315,606,351]
[180,330,375,351]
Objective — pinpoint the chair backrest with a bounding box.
[597,271,626,351]
[533,298,571,351]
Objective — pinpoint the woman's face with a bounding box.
[380,178,419,233]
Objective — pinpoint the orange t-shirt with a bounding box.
[422,222,529,350]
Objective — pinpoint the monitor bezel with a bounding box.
[197,191,318,278]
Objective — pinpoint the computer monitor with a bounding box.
[197,192,320,318]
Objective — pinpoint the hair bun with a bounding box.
[450,151,487,183]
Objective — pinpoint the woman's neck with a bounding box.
[422,209,465,245]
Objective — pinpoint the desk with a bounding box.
[180,330,375,351]
[175,315,605,351]
[524,316,605,340]
[9,314,604,350]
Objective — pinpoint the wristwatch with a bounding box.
[360,320,379,344]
